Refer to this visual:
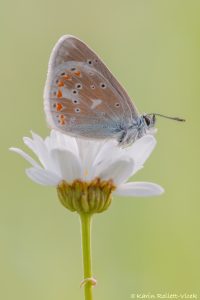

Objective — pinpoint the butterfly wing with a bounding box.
[44,35,139,139]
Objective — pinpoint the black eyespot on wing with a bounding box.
[76,83,82,89]
[73,99,78,104]
[100,83,106,89]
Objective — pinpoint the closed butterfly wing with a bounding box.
[44,35,139,139]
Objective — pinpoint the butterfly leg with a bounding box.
[117,129,128,145]
[117,127,140,146]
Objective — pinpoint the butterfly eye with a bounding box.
[72,89,78,94]
[76,83,82,89]
[100,83,106,89]
[87,59,93,65]
[75,108,81,113]
[144,116,151,126]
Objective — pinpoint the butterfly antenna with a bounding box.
[149,113,186,122]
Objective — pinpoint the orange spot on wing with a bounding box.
[63,74,71,80]
[58,81,64,87]
[74,71,81,76]
[57,89,63,98]
[59,114,65,125]
[56,103,63,111]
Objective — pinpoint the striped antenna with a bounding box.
[149,113,186,122]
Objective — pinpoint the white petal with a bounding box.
[23,137,38,155]
[50,149,82,182]
[97,158,135,185]
[77,138,104,169]
[9,147,41,168]
[23,135,56,171]
[29,131,53,169]
[26,167,62,186]
[126,135,156,165]
[47,130,79,156]
[93,139,120,167]
[114,182,164,197]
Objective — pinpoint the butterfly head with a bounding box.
[141,112,185,136]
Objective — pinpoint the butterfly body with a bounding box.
[44,35,156,145]
[116,115,155,145]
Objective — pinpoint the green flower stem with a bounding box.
[80,213,94,300]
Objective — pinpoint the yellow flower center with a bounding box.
[57,178,116,214]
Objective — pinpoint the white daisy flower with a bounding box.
[10,130,163,213]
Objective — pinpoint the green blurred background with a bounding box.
[1,0,200,299]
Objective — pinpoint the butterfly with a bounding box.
[44,35,185,146]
